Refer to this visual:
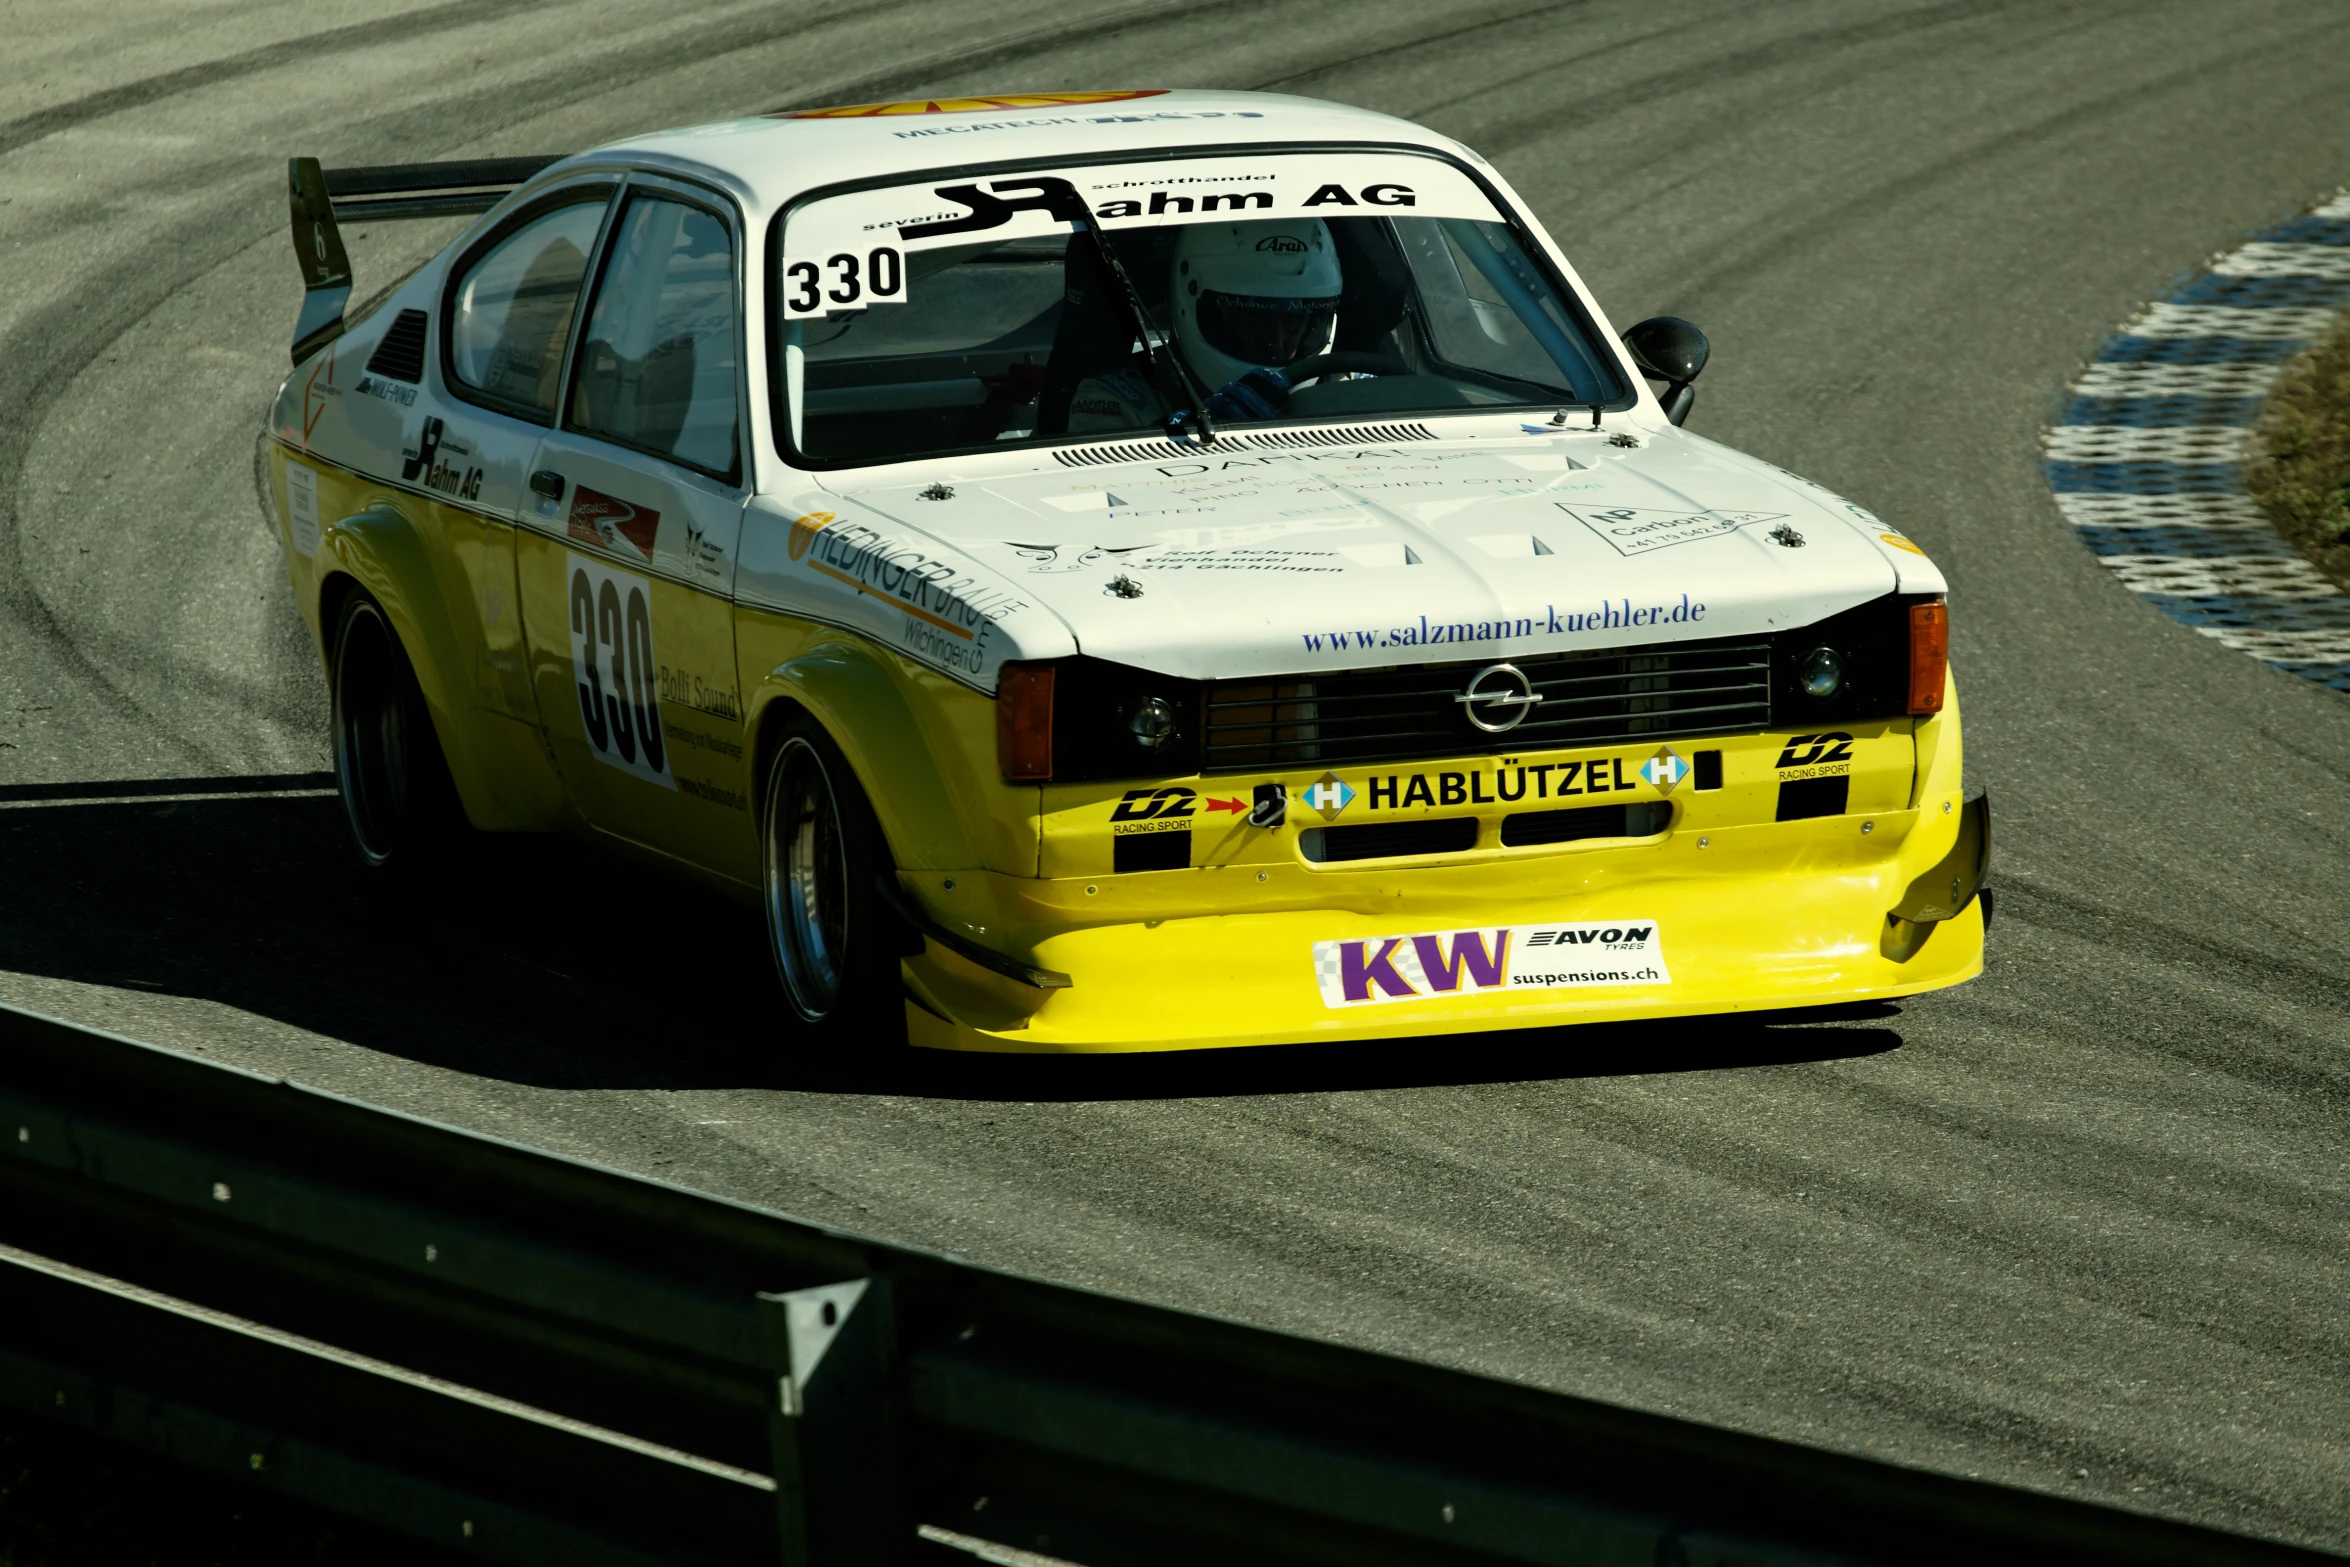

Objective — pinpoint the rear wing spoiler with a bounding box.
[285,154,564,363]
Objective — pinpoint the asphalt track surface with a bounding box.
[3,0,2348,1552]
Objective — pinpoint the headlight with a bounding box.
[1798,645,1844,700]
[996,658,1204,782]
[1127,696,1178,751]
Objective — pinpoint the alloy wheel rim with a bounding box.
[334,607,408,866]
[765,738,847,1020]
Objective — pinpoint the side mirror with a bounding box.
[1621,316,1708,427]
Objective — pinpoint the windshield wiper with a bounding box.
[1041,187,1216,444]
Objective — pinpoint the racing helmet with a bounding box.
[1171,218,1342,388]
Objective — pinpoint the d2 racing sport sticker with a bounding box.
[1312,921,1669,1008]
[566,554,674,790]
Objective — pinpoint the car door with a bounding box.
[516,177,755,878]
[399,178,616,744]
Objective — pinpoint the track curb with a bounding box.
[2044,189,2350,692]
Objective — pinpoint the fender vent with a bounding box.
[1052,421,1437,468]
[364,309,428,383]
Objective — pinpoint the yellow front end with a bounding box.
[894,678,1983,1053]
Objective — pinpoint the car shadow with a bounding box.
[0,782,1902,1100]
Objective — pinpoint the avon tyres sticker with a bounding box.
[566,554,674,790]
[1312,921,1669,1008]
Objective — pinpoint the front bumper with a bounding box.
[899,682,1983,1052]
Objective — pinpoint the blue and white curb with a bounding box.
[2044,192,2350,692]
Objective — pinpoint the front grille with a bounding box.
[1299,816,1477,863]
[1206,637,1773,771]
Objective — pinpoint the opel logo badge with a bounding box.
[1454,663,1543,733]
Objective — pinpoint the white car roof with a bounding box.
[562,89,1478,220]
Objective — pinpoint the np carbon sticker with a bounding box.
[565,554,674,790]
[1312,921,1668,1007]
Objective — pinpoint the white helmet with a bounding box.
[1171,218,1343,388]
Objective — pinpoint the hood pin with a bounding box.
[1769,523,1806,548]
[1105,574,1144,599]
[919,481,954,501]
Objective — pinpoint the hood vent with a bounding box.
[364,309,428,384]
[1242,421,1435,449]
[1052,421,1437,468]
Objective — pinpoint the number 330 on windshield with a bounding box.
[781,246,905,319]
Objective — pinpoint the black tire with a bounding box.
[329,589,460,880]
[759,718,909,1046]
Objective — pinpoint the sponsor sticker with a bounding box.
[1639,746,1687,794]
[564,554,674,790]
[1879,531,1927,556]
[785,90,1171,119]
[1312,921,1669,1008]
[285,461,320,558]
[1558,505,1788,558]
[1109,786,1199,835]
[1774,732,1853,780]
[568,486,660,561]
[1363,756,1661,810]
[1303,772,1355,820]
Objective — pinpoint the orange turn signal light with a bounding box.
[1907,600,1948,716]
[997,662,1055,780]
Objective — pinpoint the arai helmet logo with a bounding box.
[1453,664,1543,734]
[1255,234,1308,253]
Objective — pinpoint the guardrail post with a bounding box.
[759,1278,908,1566]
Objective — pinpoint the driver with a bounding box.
[1066,217,1343,431]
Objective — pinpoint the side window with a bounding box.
[568,196,741,478]
[448,199,608,416]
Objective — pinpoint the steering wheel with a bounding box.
[1279,351,1411,387]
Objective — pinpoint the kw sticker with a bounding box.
[1775,732,1853,780]
[565,554,674,790]
[1312,921,1669,1008]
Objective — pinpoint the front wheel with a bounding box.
[760,720,908,1047]
[330,589,460,880]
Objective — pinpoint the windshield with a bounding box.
[773,150,1630,466]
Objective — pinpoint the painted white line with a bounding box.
[2040,425,2253,461]
[2069,363,2283,396]
[2212,242,2350,279]
[2052,493,2273,527]
[2046,186,2350,691]
[2196,626,2350,660]
[2122,303,2336,339]
[2099,556,2343,597]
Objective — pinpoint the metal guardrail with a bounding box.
[0,1000,2331,1566]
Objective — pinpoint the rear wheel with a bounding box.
[330,589,459,879]
[760,719,908,1046]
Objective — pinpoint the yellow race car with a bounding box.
[268,89,1985,1053]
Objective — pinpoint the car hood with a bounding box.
[816,425,1943,684]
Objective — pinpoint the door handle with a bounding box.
[529,469,566,500]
